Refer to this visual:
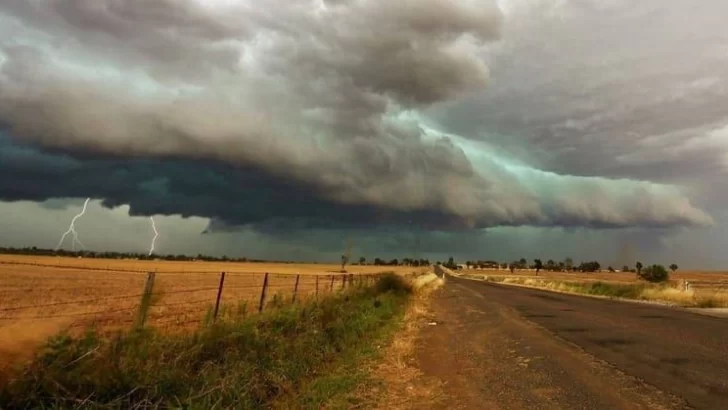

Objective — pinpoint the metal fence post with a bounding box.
[135,272,156,329]
[258,272,269,313]
[315,275,319,299]
[292,274,300,303]
[213,271,226,321]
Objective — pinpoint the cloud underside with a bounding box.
[0,0,714,231]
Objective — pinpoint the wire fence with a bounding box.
[0,271,384,334]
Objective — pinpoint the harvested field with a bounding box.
[0,254,425,371]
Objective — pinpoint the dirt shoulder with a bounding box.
[355,274,447,409]
[413,280,693,410]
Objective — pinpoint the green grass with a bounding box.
[0,274,412,409]
[567,281,647,299]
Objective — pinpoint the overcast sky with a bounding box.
[1,0,727,268]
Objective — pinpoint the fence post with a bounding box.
[315,275,319,299]
[213,271,226,321]
[292,274,300,303]
[258,272,270,313]
[330,274,335,292]
[340,274,346,290]
[135,272,156,329]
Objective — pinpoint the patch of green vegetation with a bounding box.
[0,274,411,409]
[568,281,648,299]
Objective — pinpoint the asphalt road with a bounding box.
[415,275,728,410]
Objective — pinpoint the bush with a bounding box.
[373,272,413,295]
[638,264,670,283]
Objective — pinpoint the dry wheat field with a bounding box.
[0,254,423,369]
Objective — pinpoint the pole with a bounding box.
[213,271,226,321]
[330,274,335,292]
[258,272,269,313]
[136,272,156,328]
[292,274,300,303]
[315,275,319,299]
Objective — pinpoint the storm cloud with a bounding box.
[0,0,718,233]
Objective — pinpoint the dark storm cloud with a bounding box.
[0,0,715,230]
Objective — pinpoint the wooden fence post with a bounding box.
[135,272,156,329]
[213,271,226,321]
[340,274,346,290]
[258,272,270,313]
[330,274,335,292]
[292,274,300,303]
[315,275,319,299]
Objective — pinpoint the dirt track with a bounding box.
[415,276,728,409]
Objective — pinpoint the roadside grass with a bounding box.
[0,274,412,409]
[478,275,728,308]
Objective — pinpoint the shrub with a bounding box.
[373,272,412,295]
[638,264,669,283]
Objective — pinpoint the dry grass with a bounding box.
[357,273,445,409]
[462,267,728,284]
[472,274,728,308]
[0,254,424,370]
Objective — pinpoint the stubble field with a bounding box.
[0,254,423,370]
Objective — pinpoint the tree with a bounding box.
[341,254,349,271]
[519,258,527,268]
[670,263,678,273]
[564,257,573,272]
[545,259,555,271]
[534,259,543,274]
[622,265,630,273]
[608,266,615,273]
[636,261,643,275]
[638,264,669,283]
[359,256,366,265]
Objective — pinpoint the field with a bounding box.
[0,254,424,370]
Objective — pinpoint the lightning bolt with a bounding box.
[56,198,90,251]
[149,216,159,256]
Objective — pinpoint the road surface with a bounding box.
[415,275,728,409]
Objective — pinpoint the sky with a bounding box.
[1,0,727,268]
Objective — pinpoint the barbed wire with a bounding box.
[0,270,385,325]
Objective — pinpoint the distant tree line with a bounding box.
[359,257,431,267]
[438,255,678,283]
[0,247,678,283]
[0,246,262,263]
[0,246,434,267]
